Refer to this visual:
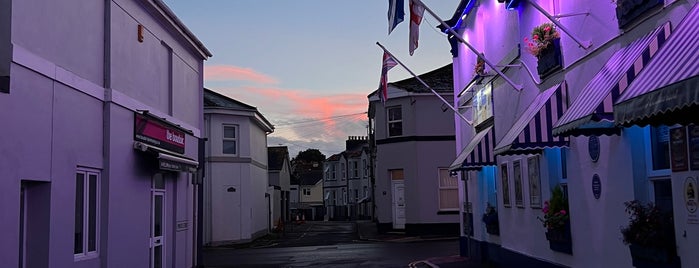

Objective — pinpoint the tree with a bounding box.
[291,149,326,173]
[293,149,326,163]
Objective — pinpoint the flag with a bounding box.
[379,52,398,104]
[387,0,404,34]
[409,0,425,55]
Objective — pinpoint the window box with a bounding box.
[629,244,680,268]
[536,38,562,79]
[616,0,664,28]
[545,219,572,254]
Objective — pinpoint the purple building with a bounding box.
[0,1,210,267]
[445,0,698,267]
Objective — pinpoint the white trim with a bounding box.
[74,168,100,262]
[643,126,671,178]
[222,124,238,156]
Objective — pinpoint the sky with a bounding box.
[162,0,461,158]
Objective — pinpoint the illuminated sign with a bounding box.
[473,82,493,127]
[134,113,186,154]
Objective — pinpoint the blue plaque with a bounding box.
[592,174,601,199]
[588,136,600,162]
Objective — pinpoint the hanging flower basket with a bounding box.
[524,23,562,79]
[615,0,664,28]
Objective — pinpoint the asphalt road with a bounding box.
[202,221,460,267]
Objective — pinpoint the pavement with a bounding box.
[355,220,488,268]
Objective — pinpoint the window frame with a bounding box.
[74,168,100,261]
[222,124,238,156]
[645,125,671,178]
[387,106,403,137]
[438,168,459,211]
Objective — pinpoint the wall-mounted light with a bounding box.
[498,0,521,10]
[137,24,144,43]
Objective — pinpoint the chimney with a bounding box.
[345,136,368,151]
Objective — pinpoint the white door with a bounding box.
[151,174,166,268]
[392,181,405,229]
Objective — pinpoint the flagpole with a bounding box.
[415,0,523,91]
[376,42,473,126]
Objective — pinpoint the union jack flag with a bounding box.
[379,52,398,104]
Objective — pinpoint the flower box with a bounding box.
[616,0,664,28]
[628,244,680,268]
[545,219,572,254]
[536,38,562,79]
[485,223,500,235]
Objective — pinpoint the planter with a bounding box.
[485,223,500,235]
[628,244,680,268]
[536,38,562,79]
[545,220,572,254]
[616,0,663,28]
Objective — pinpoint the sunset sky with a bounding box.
[163,0,459,157]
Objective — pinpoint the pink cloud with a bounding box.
[211,86,368,142]
[204,65,278,84]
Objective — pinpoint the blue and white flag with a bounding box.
[387,0,404,34]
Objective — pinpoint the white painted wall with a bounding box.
[454,0,697,267]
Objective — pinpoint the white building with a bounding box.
[368,64,459,235]
[445,0,698,267]
[203,89,274,245]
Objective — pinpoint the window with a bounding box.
[75,169,99,259]
[331,164,336,180]
[387,106,403,137]
[303,188,311,196]
[341,162,346,180]
[222,125,238,155]
[650,125,670,171]
[342,188,347,205]
[352,161,359,178]
[438,168,458,210]
[363,186,368,197]
[354,190,359,201]
[390,169,404,180]
[363,159,368,177]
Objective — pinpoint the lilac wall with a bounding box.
[1,0,206,267]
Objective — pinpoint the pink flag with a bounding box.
[379,52,398,104]
[409,0,425,56]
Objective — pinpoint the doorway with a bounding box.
[392,182,405,229]
[151,174,166,268]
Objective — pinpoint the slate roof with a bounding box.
[204,88,257,110]
[296,170,323,186]
[268,146,288,171]
[368,63,453,97]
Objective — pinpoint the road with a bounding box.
[202,221,460,268]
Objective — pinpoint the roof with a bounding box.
[267,146,289,171]
[204,88,257,110]
[326,153,343,161]
[297,170,323,186]
[368,63,454,98]
[203,88,274,132]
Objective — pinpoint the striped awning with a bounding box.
[615,4,699,127]
[552,22,671,137]
[494,82,569,156]
[448,126,496,171]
